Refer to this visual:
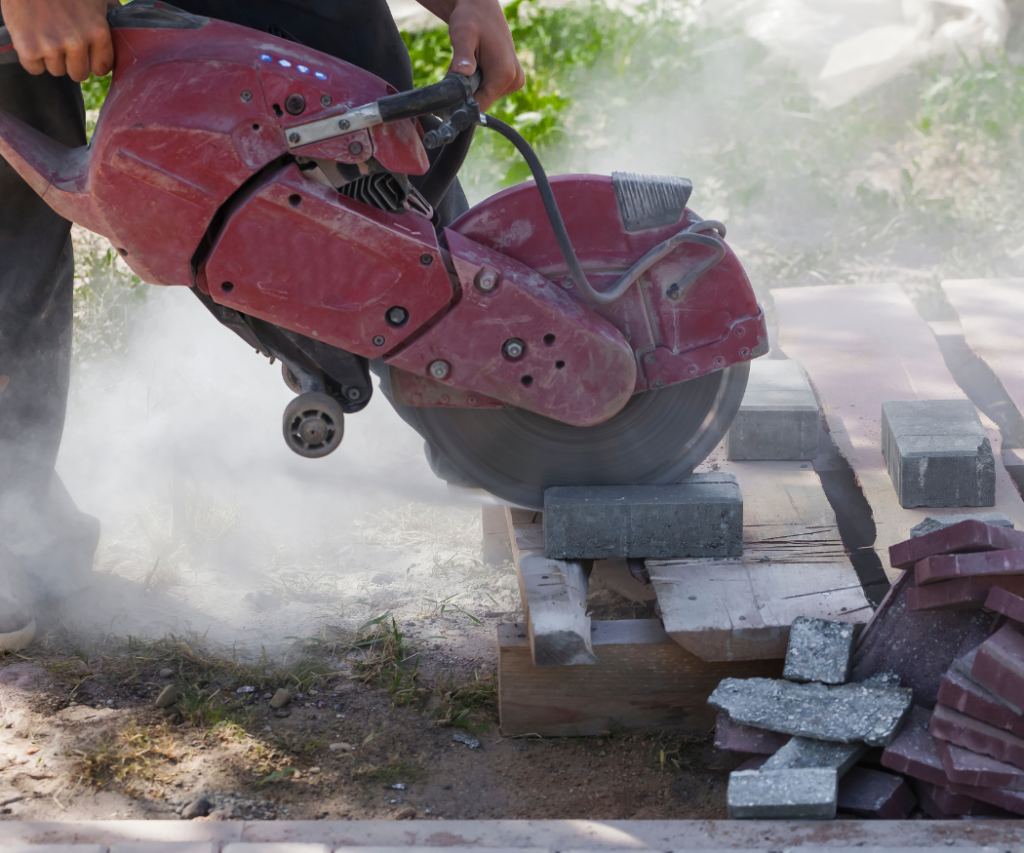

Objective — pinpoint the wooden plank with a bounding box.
[650,459,872,662]
[481,506,513,566]
[504,507,597,666]
[772,283,1024,576]
[498,620,783,736]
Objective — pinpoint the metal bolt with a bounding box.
[420,254,433,266]
[320,94,332,107]
[503,338,525,360]
[475,269,498,293]
[240,89,253,102]
[644,353,656,364]
[387,306,408,326]
[654,379,664,389]
[429,360,450,380]
[372,335,386,347]
[345,388,361,401]
[338,118,350,130]
[285,94,306,115]
[348,141,364,156]
[288,132,301,144]
[740,347,750,358]
[561,278,573,289]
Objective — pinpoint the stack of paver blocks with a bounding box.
[711,514,1024,820]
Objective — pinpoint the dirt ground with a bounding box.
[0,592,739,823]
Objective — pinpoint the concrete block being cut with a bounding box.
[542,475,742,560]
[783,616,855,685]
[726,359,819,461]
[881,400,995,508]
[727,768,838,819]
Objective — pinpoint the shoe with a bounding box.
[0,547,36,653]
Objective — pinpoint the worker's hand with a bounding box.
[1,0,117,81]
[415,0,524,112]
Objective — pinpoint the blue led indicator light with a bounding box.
[314,71,328,81]
[297,65,310,74]
[278,59,292,68]
[259,53,273,62]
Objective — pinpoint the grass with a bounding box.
[72,720,177,788]
[348,615,424,707]
[432,669,498,728]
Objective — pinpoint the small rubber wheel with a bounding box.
[283,392,344,458]
[282,363,303,395]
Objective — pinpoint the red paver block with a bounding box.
[714,713,791,755]
[938,666,1024,739]
[935,733,1024,789]
[906,575,1024,611]
[890,519,1024,570]
[836,766,916,819]
[930,703,1024,771]
[736,755,770,771]
[916,549,1024,586]
[850,569,994,707]
[949,780,1024,816]
[972,623,1024,711]
[914,779,1010,818]
[986,586,1024,623]
[880,705,948,786]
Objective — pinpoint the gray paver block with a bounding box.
[543,474,742,560]
[726,359,819,461]
[708,677,913,746]
[881,400,995,508]
[762,736,865,776]
[783,616,855,685]
[911,512,1013,537]
[727,767,838,819]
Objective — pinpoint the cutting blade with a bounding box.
[413,362,750,509]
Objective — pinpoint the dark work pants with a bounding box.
[0,0,465,600]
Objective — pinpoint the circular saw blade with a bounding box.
[414,363,750,509]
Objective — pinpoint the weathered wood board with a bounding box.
[772,283,1024,576]
[498,619,783,736]
[649,459,872,662]
[481,505,513,566]
[505,508,597,666]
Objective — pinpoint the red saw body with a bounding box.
[0,1,767,509]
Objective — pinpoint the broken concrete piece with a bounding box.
[985,586,1024,624]
[905,574,1024,611]
[889,519,1024,569]
[916,548,1024,586]
[911,512,1014,538]
[936,734,1024,790]
[762,737,865,776]
[930,703,1024,771]
[837,766,916,819]
[850,569,993,707]
[155,684,179,709]
[880,706,948,787]
[269,689,292,709]
[783,616,855,685]
[939,666,1024,740]
[971,623,1024,711]
[725,359,819,461]
[708,678,912,747]
[714,713,791,755]
[727,768,838,819]
[542,475,743,560]
[881,399,995,509]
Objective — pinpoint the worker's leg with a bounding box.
[0,51,100,607]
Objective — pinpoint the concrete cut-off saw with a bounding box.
[0,1,767,509]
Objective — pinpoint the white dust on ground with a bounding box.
[56,286,520,661]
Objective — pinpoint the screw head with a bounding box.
[372,335,386,347]
[475,269,499,293]
[420,254,433,266]
[288,132,301,144]
[320,94,332,107]
[429,360,450,380]
[240,89,253,102]
[503,338,525,360]
[338,118,350,130]
[285,94,306,115]
[348,141,364,156]
[654,379,664,389]
[386,306,408,326]
[345,387,361,401]
[644,353,656,364]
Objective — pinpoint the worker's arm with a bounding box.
[1,0,117,81]
[413,0,524,112]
